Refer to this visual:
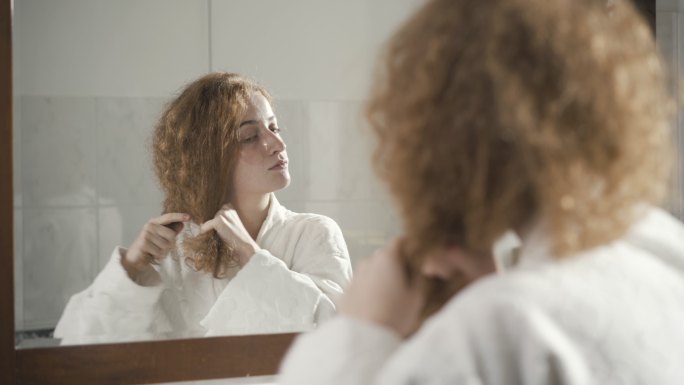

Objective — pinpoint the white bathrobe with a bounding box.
[54,195,353,345]
[279,207,684,385]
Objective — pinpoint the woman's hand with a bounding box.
[339,239,426,338]
[199,205,261,267]
[122,212,190,280]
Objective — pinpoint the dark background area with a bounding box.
[633,0,655,33]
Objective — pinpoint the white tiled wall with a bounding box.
[12,97,21,207]
[95,97,166,206]
[97,204,159,270]
[14,0,210,97]
[14,208,22,330]
[20,97,97,207]
[13,0,420,331]
[210,0,372,101]
[22,207,97,329]
[210,0,423,101]
[656,10,684,219]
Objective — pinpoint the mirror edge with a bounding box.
[15,333,297,385]
[1,0,16,382]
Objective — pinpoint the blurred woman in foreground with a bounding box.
[279,0,684,383]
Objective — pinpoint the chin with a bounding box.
[276,177,291,191]
[269,174,291,192]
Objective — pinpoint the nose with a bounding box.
[263,129,286,155]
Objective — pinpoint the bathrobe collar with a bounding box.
[491,221,556,273]
[254,193,287,244]
[493,207,684,274]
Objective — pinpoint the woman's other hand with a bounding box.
[339,239,426,338]
[122,212,190,280]
[199,204,261,267]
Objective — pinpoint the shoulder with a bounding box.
[375,283,528,384]
[419,242,673,360]
[381,233,684,384]
[378,275,582,384]
[275,207,348,256]
[278,207,344,237]
[406,256,618,359]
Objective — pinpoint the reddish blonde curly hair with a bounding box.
[368,0,673,265]
[152,72,271,277]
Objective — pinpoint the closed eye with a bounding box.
[240,135,258,144]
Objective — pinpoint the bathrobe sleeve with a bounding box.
[279,316,402,385]
[200,216,353,336]
[53,247,172,345]
[279,295,591,385]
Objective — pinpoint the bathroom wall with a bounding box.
[13,0,420,331]
[656,3,684,218]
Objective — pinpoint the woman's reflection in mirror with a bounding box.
[54,73,353,344]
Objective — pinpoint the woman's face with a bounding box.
[232,92,290,197]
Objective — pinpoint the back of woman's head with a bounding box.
[368,0,673,261]
[153,72,271,276]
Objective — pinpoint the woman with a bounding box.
[279,0,684,384]
[55,73,352,344]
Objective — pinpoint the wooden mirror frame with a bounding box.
[0,0,655,383]
[0,1,296,384]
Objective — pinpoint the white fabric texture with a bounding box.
[279,207,684,385]
[54,195,353,344]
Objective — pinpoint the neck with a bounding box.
[230,193,271,240]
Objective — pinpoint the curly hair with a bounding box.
[152,72,271,277]
[367,0,673,267]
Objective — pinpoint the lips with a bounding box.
[269,159,288,170]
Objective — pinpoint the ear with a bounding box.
[422,246,496,281]
[421,246,465,279]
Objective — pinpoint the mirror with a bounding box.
[12,0,422,349]
[2,0,663,384]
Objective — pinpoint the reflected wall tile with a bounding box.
[303,201,371,264]
[23,208,96,329]
[273,100,307,203]
[348,237,386,270]
[656,12,683,218]
[276,200,306,214]
[211,0,371,100]
[304,101,374,201]
[301,200,401,267]
[96,97,166,206]
[21,96,97,207]
[303,201,371,234]
[368,0,423,46]
[98,205,161,270]
[366,198,402,239]
[368,177,393,208]
[14,208,23,331]
[345,233,376,268]
[656,12,675,65]
[303,101,341,201]
[341,102,375,201]
[360,129,392,201]
[365,199,402,262]
[15,0,209,97]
